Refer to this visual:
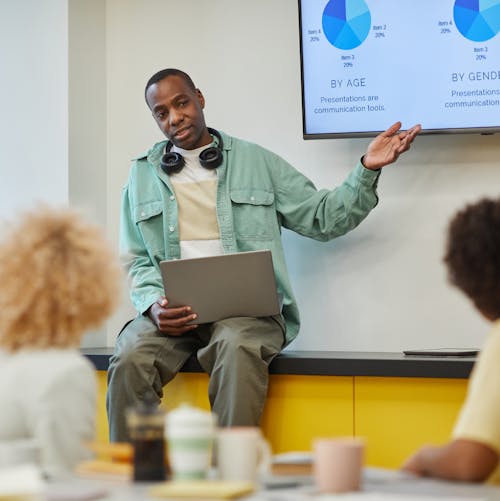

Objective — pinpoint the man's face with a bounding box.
[146,75,211,150]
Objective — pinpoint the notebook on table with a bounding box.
[159,250,281,324]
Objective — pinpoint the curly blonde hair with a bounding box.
[0,205,121,351]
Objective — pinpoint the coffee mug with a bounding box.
[216,427,271,483]
[165,404,216,481]
[313,437,365,493]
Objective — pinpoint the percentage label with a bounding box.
[310,36,320,42]
[476,54,487,60]
[374,32,385,38]
[344,62,353,68]
[441,28,451,34]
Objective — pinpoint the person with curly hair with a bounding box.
[402,197,500,483]
[0,206,121,478]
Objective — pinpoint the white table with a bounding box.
[44,468,500,500]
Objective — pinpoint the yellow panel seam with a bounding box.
[352,376,356,437]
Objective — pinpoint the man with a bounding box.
[402,198,500,483]
[107,68,421,441]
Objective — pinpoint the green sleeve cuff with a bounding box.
[354,158,381,188]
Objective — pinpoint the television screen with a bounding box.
[298,0,500,138]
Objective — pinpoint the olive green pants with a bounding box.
[106,315,285,442]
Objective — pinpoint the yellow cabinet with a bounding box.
[95,371,468,467]
[354,376,468,468]
[96,372,354,453]
[262,375,354,453]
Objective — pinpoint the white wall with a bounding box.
[0,0,123,348]
[0,0,68,221]
[104,0,499,352]
[68,0,134,347]
[6,0,497,351]
[68,0,130,347]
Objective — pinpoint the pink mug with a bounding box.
[313,437,365,493]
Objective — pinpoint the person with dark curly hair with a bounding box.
[402,197,500,483]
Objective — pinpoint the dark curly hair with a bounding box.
[444,197,500,320]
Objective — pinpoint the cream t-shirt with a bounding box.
[0,348,96,478]
[170,144,223,259]
[452,319,500,484]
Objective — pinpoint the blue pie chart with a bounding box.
[322,0,372,50]
[454,0,500,42]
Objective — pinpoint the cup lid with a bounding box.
[166,404,215,426]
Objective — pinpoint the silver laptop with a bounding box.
[159,250,281,324]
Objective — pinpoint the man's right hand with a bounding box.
[147,296,198,335]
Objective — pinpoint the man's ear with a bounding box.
[196,88,205,109]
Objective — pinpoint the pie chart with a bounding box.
[322,0,372,50]
[453,0,500,42]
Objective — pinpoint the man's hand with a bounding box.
[362,121,422,170]
[147,296,198,335]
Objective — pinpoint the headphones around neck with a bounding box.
[160,127,224,175]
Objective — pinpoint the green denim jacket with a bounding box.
[120,131,380,345]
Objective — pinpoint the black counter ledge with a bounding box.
[81,349,476,379]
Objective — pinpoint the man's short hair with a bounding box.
[144,68,196,104]
[444,197,500,319]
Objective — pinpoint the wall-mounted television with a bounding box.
[298,0,500,138]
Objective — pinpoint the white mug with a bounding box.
[165,404,216,481]
[216,427,271,484]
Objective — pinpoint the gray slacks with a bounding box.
[106,314,285,442]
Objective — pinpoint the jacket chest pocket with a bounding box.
[230,189,275,240]
[134,201,165,254]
